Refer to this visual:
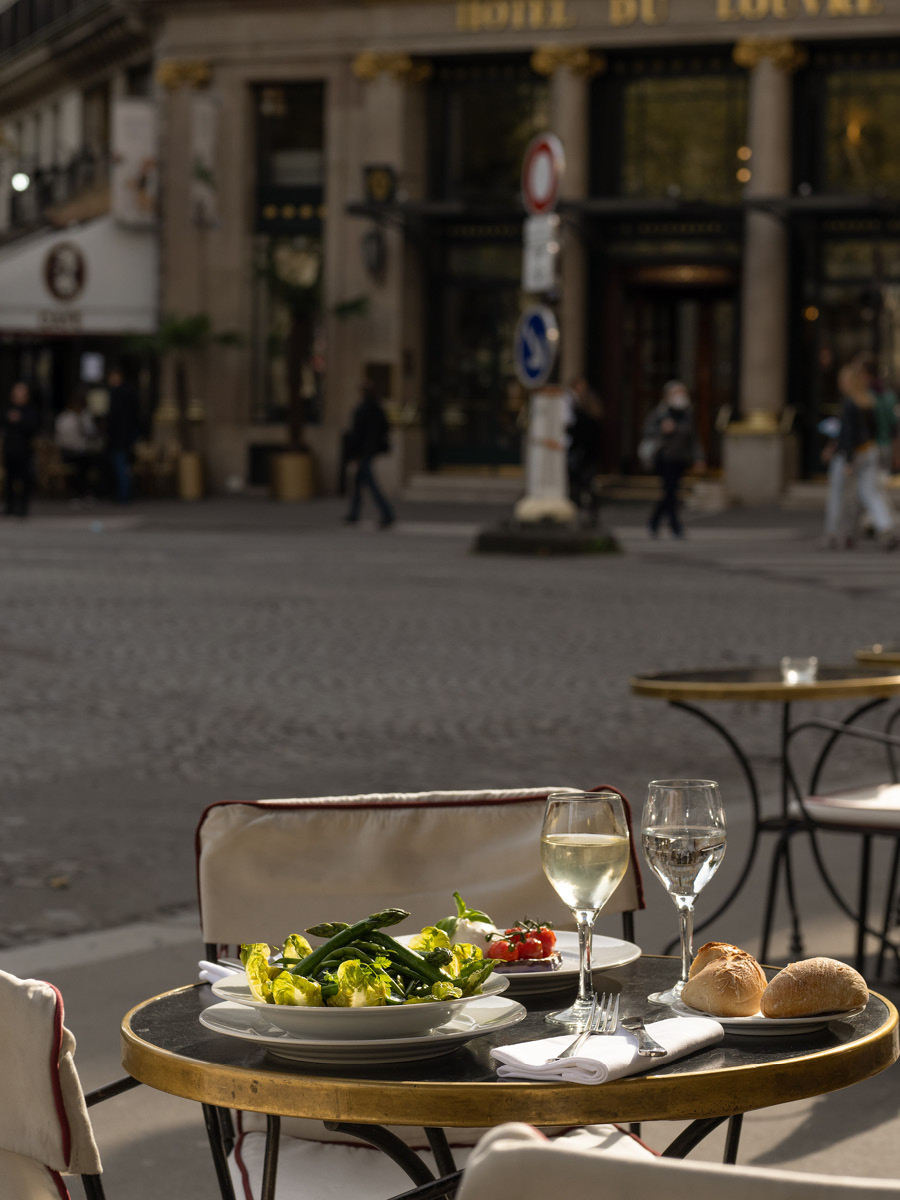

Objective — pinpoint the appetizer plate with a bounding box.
[199,995,527,1064]
[398,932,641,997]
[671,997,867,1036]
[210,971,510,1039]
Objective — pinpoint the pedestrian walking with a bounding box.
[343,383,395,528]
[833,357,897,550]
[565,376,604,525]
[642,380,705,539]
[2,381,38,518]
[105,368,141,503]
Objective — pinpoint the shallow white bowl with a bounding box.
[209,970,510,1039]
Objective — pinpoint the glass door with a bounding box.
[621,285,736,470]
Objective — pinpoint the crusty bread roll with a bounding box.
[689,942,745,979]
[682,947,767,1017]
[760,957,868,1017]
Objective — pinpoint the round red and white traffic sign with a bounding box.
[521,133,565,216]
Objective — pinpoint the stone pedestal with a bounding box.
[723,416,792,506]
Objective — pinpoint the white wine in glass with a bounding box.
[641,779,726,1006]
[540,791,630,1028]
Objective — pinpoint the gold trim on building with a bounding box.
[155,60,212,90]
[352,52,433,83]
[732,38,808,72]
[530,45,607,77]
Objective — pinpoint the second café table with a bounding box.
[630,664,900,966]
[121,956,899,1200]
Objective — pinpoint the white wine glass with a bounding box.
[540,790,631,1028]
[641,779,726,1006]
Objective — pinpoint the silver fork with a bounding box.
[547,992,619,1062]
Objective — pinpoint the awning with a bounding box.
[0,215,157,336]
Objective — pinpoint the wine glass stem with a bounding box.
[676,897,694,984]
[575,910,595,1004]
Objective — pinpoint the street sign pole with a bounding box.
[515,133,575,526]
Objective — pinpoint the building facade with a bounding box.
[3,0,900,501]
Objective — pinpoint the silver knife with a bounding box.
[620,1015,667,1057]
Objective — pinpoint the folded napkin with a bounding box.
[198,959,241,985]
[491,1017,723,1084]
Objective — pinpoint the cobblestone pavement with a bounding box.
[1,495,899,962]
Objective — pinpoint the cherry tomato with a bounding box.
[517,935,546,959]
[487,939,517,961]
[535,927,556,955]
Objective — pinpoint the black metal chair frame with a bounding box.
[76,1075,143,1200]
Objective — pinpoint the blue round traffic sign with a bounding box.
[513,305,559,389]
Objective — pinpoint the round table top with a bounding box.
[121,957,898,1129]
[630,664,900,703]
[856,645,900,666]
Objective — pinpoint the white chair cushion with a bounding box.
[0,970,100,1176]
[196,789,643,947]
[0,1149,68,1200]
[803,782,900,830]
[456,1123,900,1200]
[229,1123,652,1199]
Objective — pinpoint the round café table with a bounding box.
[857,645,900,666]
[122,957,898,1200]
[630,665,900,967]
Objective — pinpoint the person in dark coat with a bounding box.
[642,380,705,539]
[344,384,395,528]
[106,368,141,503]
[2,381,38,517]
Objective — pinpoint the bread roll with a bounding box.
[682,948,767,1017]
[689,942,745,979]
[760,958,868,1017]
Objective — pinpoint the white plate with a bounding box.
[671,997,868,1036]
[210,971,509,1039]
[199,995,527,1064]
[482,932,641,996]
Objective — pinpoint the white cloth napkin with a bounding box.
[491,1017,724,1084]
[198,959,241,985]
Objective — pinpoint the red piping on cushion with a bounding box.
[48,1167,70,1200]
[612,1122,659,1156]
[194,792,558,930]
[591,786,646,910]
[231,1131,257,1200]
[46,983,72,1169]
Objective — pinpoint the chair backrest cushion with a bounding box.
[0,1148,69,1200]
[196,788,644,946]
[0,970,101,1176]
[456,1124,900,1200]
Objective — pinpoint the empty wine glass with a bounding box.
[641,779,726,1006]
[540,790,631,1028]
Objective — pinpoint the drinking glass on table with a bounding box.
[641,779,726,1006]
[540,790,631,1028]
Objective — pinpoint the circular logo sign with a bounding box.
[521,133,565,216]
[44,243,86,302]
[513,305,559,389]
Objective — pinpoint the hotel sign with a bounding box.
[456,0,886,29]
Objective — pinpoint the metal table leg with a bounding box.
[201,1103,238,1200]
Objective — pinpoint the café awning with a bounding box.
[0,214,158,336]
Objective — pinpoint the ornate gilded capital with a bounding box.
[531,45,606,77]
[155,59,212,91]
[352,52,432,84]
[732,39,807,73]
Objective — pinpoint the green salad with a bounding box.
[240,906,495,1009]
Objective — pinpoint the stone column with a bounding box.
[347,52,431,492]
[724,39,806,505]
[531,46,605,385]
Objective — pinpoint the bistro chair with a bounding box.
[444,1122,900,1200]
[0,967,141,1200]
[764,709,900,976]
[194,787,646,1200]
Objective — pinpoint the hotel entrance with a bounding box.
[601,265,739,473]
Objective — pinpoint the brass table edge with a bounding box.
[120,985,899,1127]
[856,648,900,666]
[630,673,900,703]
